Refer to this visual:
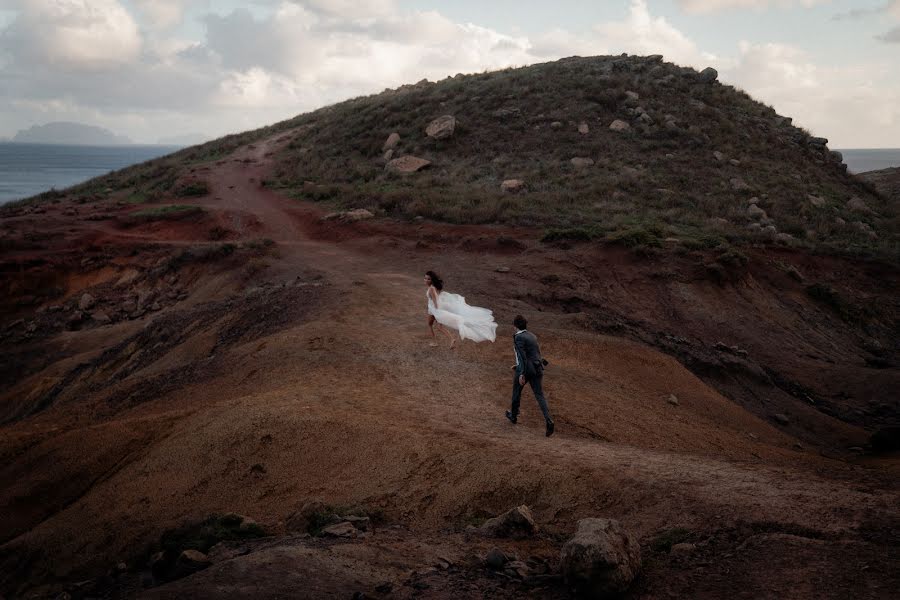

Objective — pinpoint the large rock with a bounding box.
[747,204,767,219]
[78,293,96,311]
[609,120,631,132]
[321,522,359,538]
[500,179,525,193]
[425,115,456,139]
[578,121,590,134]
[698,67,718,83]
[385,155,431,174]
[479,505,537,537]
[175,549,212,578]
[323,208,375,223]
[847,196,874,214]
[382,132,400,151]
[560,518,641,597]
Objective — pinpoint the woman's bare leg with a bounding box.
[427,315,436,338]
[437,324,456,348]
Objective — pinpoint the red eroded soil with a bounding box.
[1,132,897,599]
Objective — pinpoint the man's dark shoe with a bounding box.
[545,419,555,437]
[505,410,517,424]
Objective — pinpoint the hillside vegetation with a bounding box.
[10,55,897,260]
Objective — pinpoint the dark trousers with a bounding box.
[511,370,552,422]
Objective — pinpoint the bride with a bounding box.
[425,271,497,348]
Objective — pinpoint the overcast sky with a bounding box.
[0,0,897,147]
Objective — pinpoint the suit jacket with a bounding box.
[514,330,544,380]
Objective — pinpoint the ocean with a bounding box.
[0,143,181,205]
[836,148,900,174]
[0,144,897,206]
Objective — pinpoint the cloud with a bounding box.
[1,0,141,70]
[678,0,829,13]
[876,25,900,42]
[594,0,715,66]
[0,0,895,147]
[724,41,900,147]
[134,0,192,29]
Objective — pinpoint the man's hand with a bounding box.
[518,374,526,386]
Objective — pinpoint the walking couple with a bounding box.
[424,271,555,437]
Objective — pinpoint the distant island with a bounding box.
[12,122,133,146]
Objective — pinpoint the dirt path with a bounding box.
[2,130,897,599]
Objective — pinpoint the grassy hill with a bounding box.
[14,55,898,259]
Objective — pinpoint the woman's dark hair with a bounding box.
[513,315,528,330]
[426,271,443,290]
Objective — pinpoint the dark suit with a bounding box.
[511,330,552,422]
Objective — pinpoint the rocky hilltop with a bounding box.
[0,56,898,599]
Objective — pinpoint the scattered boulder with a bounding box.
[713,151,727,162]
[425,115,456,139]
[479,505,537,538]
[501,179,525,193]
[383,149,394,161]
[504,560,530,579]
[772,413,790,426]
[382,132,400,151]
[385,155,431,174]
[729,159,742,166]
[853,221,877,238]
[730,177,752,192]
[808,136,828,146]
[570,157,595,168]
[485,547,509,570]
[747,205,767,219]
[550,121,563,129]
[560,518,641,597]
[774,232,794,244]
[847,196,874,214]
[285,501,331,533]
[321,521,359,538]
[698,67,718,83]
[578,121,590,134]
[343,515,370,531]
[324,208,375,223]
[609,119,631,132]
[492,107,521,119]
[808,194,826,207]
[624,90,640,102]
[667,394,679,406]
[175,550,212,577]
[709,217,729,228]
[78,293,96,311]
[670,542,696,555]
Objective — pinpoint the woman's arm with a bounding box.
[429,287,440,308]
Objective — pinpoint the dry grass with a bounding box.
[5,55,896,259]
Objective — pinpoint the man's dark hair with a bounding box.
[513,315,527,330]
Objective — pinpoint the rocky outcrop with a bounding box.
[570,157,595,168]
[500,179,525,193]
[425,115,456,140]
[560,518,641,597]
[382,132,400,151]
[385,155,431,174]
[479,505,537,537]
[698,67,718,83]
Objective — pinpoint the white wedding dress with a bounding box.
[428,289,497,343]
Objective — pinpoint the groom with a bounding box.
[506,315,555,437]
